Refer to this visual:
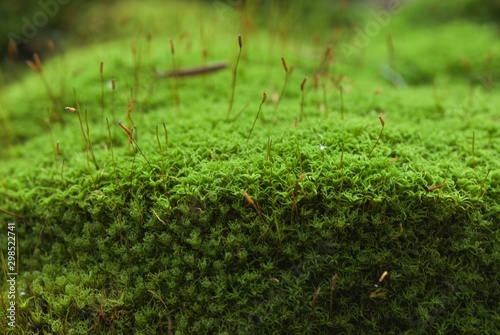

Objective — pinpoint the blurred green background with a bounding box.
[2,0,499,65]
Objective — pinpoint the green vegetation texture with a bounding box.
[1,0,499,334]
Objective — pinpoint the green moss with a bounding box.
[1,0,499,334]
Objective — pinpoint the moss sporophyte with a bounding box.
[1,1,499,333]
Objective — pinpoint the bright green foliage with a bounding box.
[0,0,499,334]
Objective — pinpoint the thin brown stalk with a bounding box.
[156,125,167,193]
[246,92,267,143]
[472,131,475,169]
[30,222,47,273]
[163,122,169,152]
[84,109,100,170]
[368,114,385,157]
[316,46,332,75]
[56,140,65,179]
[118,122,153,173]
[228,35,242,116]
[273,57,290,119]
[46,108,57,167]
[312,287,321,311]
[329,274,338,320]
[111,79,116,116]
[300,77,307,120]
[100,61,104,121]
[337,143,345,224]
[27,53,61,122]
[339,85,345,119]
[106,117,122,192]
[127,98,134,126]
[476,168,491,207]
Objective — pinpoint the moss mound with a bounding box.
[1,0,499,334]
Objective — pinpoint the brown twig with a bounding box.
[242,190,264,222]
[427,183,445,192]
[157,62,228,78]
[378,271,389,284]
[0,207,21,218]
[152,209,167,225]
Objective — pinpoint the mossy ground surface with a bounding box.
[1,1,499,334]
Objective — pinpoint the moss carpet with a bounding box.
[1,0,499,334]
